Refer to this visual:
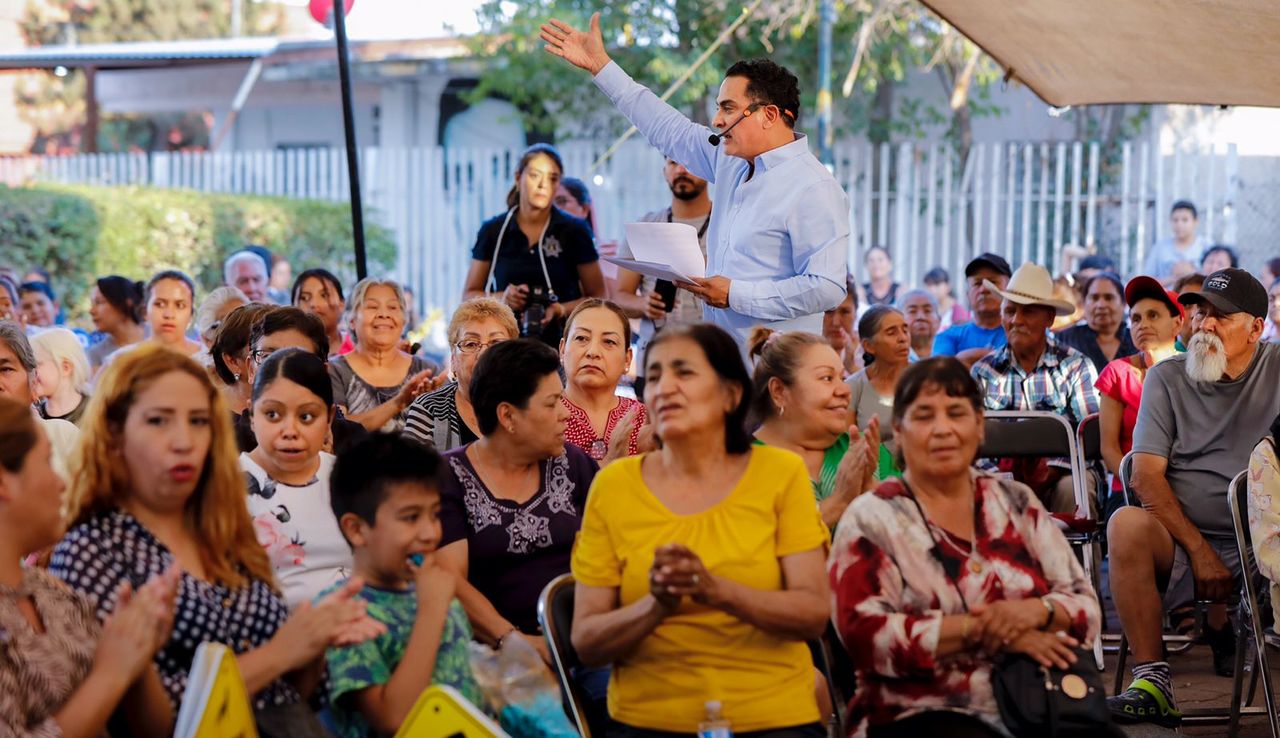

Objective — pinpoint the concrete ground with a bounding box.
[1100,560,1279,736]
[1105,641,1279,736]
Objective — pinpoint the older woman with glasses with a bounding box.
[211,303,275,415]
[329,278,443,432]
[404,297,519,451]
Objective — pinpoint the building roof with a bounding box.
[0,35,472,71]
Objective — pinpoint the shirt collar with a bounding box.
[754,132,809,173]
[992,334,1064,374]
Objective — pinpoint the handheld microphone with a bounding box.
[708,103,761,146]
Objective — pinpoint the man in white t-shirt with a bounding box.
[613,157,711,362]
[1143,200,1210,285]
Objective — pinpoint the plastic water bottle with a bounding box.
[698,701,732,738]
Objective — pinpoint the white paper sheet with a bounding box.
[603,256,696,284]
[622,222,707,281]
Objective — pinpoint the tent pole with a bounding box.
[333,0,368,279]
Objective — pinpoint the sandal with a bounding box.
[1107,678,1182,728]
[1169,605,1196,637]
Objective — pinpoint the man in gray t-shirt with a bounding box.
[614,157,711,364]
[1107,268,1278,726]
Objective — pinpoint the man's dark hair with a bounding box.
[1170,199,1198,219]
[252,306,329,359]
[469,338,561,435]
[331,432,443,535]
[1201,244,1240,268]
[724,59,801,129]
[1266,257,1280,278]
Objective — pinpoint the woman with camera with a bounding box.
[462,143,607,346]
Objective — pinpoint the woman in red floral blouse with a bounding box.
[559,299,648,461]
[828,357,1101,738]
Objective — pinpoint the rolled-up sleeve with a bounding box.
[726,180,848,321]
[592,61,720,183]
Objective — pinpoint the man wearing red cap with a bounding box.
[1108,268,1280,727]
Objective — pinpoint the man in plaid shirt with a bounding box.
[972,263,1100,512]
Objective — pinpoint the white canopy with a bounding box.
[921,0,1280,107]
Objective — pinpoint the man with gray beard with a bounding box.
[1107,268,1279,728]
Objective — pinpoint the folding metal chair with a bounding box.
[1076,413,1112,516]
[537,574,599,738]
[978,410,1103,668]
[1110,464,1264,728]
[1228,469,1280,737]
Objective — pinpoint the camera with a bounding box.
[521,286,552,338]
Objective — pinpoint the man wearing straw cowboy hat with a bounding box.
[539,13,848,346]
[971,262,1101,514]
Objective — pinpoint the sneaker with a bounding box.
[1205,623,1237,677]
[1107,678,1182,728]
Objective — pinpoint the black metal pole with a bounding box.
[332,0,368,279]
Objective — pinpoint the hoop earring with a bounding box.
[778,405,785,417]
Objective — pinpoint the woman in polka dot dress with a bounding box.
[49,345,386,734]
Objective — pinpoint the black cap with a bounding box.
[965,252,1012,278]
[1177,268,1268,319]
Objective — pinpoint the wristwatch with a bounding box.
[1039,596,1055,629]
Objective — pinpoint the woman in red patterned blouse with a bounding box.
[559,299,648,461]
[828,358,1101,737]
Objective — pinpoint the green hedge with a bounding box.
[0,184,396,320]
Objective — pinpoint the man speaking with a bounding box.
[541,13,849,344]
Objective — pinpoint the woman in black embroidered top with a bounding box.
[462,143,606,346]
[49,345,385,731]
[436,338,597,663]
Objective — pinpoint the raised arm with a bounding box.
[541,13,720,182]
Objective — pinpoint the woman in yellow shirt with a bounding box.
[571,323,831,738]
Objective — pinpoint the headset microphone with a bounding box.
[708,103,762,146]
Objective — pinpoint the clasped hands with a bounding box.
[966,598,1079,670]
[649,543,719,612]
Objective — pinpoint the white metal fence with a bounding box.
[0,139,1241,315]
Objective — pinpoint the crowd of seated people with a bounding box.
[4,172,1280,738]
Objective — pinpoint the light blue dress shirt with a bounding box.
[593,62,849,343]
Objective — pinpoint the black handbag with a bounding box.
[990,649,1114,738]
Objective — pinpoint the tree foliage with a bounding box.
[466,0,1004,150]
[17,0,285,153]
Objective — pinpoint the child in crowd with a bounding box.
[241,348,352,609]
[323,433,484,737]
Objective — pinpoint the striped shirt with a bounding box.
[403,382,470,452]
[971,337,1099,468]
